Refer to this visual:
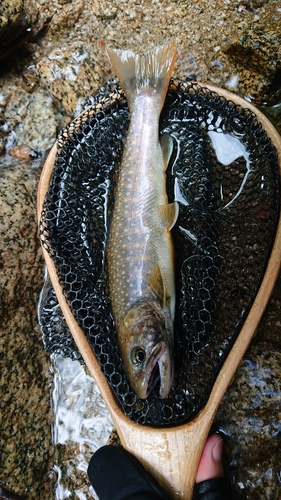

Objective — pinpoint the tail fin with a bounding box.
[107,41,176,111]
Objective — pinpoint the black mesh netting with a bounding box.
[39,78,280,426]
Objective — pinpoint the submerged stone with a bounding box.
[0,158,56,498]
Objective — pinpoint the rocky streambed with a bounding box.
[0,1,280,499]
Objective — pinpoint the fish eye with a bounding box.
[131,347,146,365]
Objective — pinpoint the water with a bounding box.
[51,354,114,500]
[208,130,252,210]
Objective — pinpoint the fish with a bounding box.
[106,41,178,399]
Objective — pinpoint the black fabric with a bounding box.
[193,478,236,500]
[88,445,236,500]
[88,445,171,500]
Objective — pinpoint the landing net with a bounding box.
[39,79,280,426]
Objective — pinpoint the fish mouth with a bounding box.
[141,342,173,399]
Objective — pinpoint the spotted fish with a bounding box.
[107,41,178,399]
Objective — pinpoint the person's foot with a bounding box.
[195,434,224,484]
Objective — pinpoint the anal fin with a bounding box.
[157,201,179,231]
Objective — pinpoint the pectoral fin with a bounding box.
[157,201,179,231]
[148,262,167,308]
[161,134,173,172]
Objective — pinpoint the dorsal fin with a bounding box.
[157,201,179,231]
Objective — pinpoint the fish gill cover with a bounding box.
[39,79,280,426]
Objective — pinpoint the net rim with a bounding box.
[38,79,281,428]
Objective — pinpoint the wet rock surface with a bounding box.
[222,30,281,104]
[0,0,280,499]
[0,0,34,58]
[217,349,281,499]
[36,42,104,115]
[0,159,56,498]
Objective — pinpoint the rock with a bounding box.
[21,67,40,94]
[91,0,119,20]
[223,31,281,103]
[0,485,24,499]
[0,1,30,55]
[0,157,56,498]
[260,102,281,136]
[215,271,281,499]
[3,86,58,152]
[223,31,281,76]
[36,42,104,116]
[0,0,39,59]
[8,144,37,161]
[0,0,84,60]
[215,347,281,499]
[46,0,84,35]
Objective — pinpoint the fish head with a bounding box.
[120,300,173,399]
